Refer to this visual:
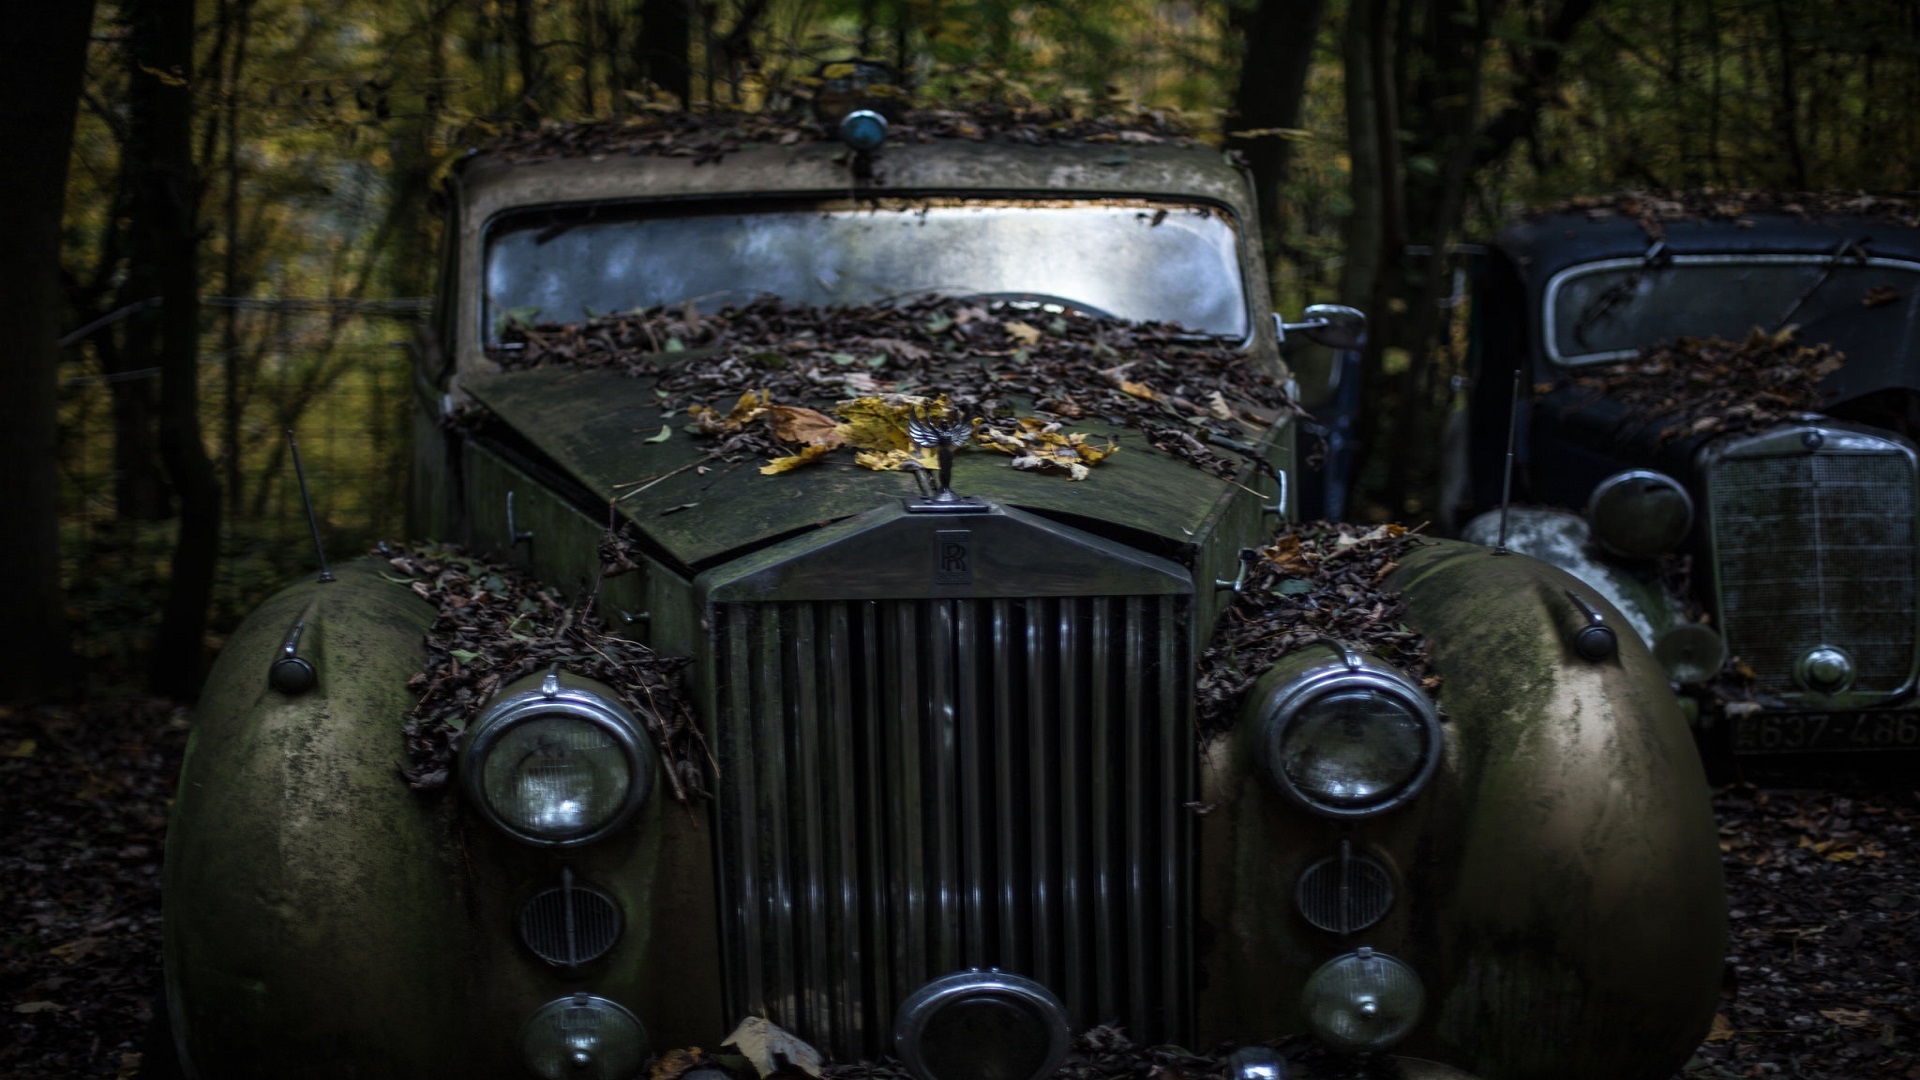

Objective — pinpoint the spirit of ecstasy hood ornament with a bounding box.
[905,408,988,514]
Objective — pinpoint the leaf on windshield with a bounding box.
[760,444,834,474]
[688,389,771,434]
[643,425,673,443]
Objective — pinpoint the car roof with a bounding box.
[1492,204,1920,281]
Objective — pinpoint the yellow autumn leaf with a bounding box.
[1004,320,1042,345]
[726,389,771,426]
[854,447,936,471]
[1120,380,1159,400]
[834,394,950,453]
[1705,1014,1734,1042]
[760,444,834,475]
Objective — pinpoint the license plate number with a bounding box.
[1732,711,1920,754]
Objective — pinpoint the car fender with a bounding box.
[163,557,721,1078]
[1198,538,1724,1080]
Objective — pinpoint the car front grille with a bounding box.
[1708,438,1918,698]
[707,595,1193,1059]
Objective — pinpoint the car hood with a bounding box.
[462,363,1266,572]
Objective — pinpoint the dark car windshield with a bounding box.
[1545,254,1920,365]
[483,198,1249,341]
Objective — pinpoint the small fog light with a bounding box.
[521,993,647,1080]
[1587,469,1693,557]
[1303,947,1423,1052]
[1654,622,1727,686]
[894,970,1071,1080]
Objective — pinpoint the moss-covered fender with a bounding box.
[1198,538,1724,1080]
[163,557,721,1079]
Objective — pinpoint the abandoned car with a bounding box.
[1455,196,1920,755]
[163,110,1725,1080]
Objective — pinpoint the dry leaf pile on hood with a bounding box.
[1555,327,1844,444]
[499,295,1299,480]
[1196,522,1436,737]
[382,542,710,801]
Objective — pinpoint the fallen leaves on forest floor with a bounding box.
[1195,521,1436,737]
[0,697,184,1080]
[1552,328,1844,445]
[381,541,709,801]
[496,295,1301,482]
[1684,771,1920,1079]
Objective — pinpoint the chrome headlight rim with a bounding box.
[1253,646,1442,820]
[459,669,655,847]
[1586,467,1694,558]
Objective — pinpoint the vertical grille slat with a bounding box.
[1712,445,1918,697]
[713,593,1193,1059]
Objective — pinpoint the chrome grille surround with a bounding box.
[706,592,1194,1058]
[1704,423,1920,702]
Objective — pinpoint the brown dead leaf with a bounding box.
[723,1016,824,1079]
[766,405,845,449]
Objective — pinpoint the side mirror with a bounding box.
[1275,304,1367,350]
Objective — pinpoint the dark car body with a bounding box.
[1456,201,1920,754]
[164,127,1725,1080]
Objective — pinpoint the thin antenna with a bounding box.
[1494,369,1522,556]
[287,429,334,583]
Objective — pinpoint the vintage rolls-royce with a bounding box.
[163,108,1725,1080]
[1454,196,1920,755]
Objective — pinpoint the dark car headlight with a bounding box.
[1587,468,1693,557]
[461,668,656,845]
[1249,644,1441,818]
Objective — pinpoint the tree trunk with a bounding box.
[1227,0,1331,254]
[126,0,221,698]
[638,0,690,105]
[0,0,94,703]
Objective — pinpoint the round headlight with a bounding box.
[521,993,648,1080]
[1303,947,1424,1051]
[461,668,656,846]
[1251,645,1441,818]
[1587,469,1693,557]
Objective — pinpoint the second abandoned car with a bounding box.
[164,108,1725,1080]
[1456,196,1920,755]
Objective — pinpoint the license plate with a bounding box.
[1731,711,1920,754]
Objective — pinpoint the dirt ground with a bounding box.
[2,700,1914,1079]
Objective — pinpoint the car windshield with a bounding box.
[483,198,1249,342]
[1545,254,1920,365]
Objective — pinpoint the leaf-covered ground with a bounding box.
[4,699,1915,1080]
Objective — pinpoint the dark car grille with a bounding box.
[1709,445,1918,697]
[707,595,1193,1058]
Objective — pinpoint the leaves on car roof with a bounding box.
[1196,522,1436,737]
[1552,327,1844,444]
[381,542,711,802]
[1534,190,1920,236]
[468,103,1201,166]
[498,295,1300,482]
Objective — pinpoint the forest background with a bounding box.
[4,0,1919,703]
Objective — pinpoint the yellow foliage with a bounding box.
[760,444,835,474]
